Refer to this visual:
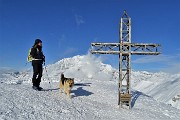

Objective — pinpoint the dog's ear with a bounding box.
[72,78,74,83]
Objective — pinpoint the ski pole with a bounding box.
[43,63,52,90]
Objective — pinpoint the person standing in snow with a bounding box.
[30,39,45,91]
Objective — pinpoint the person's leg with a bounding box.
[32,62,39,87]
[37,63,43,87]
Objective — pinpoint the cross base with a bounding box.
[119,93,131,109]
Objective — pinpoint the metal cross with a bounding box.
[90,10,161,109]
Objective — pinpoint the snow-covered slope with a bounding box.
[132,71,180,110]
[1,81,180,120]
[0,54,180,120]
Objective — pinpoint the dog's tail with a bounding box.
[61,73,65,85]
[61,73,64,79]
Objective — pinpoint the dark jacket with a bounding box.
[30,45,45,64]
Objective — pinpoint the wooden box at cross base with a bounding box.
[120,93,131,108]
[90,10,161,109]
[120,93,131,102]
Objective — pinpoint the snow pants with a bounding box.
[32,60,43,87]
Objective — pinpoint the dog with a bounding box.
[59,73,74,98]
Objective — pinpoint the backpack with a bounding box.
[27,48,33,62]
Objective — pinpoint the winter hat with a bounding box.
[35,39,42,45]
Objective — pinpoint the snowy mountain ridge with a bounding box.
[46,54,116,81]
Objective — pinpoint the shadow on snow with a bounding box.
[131,90,150,108]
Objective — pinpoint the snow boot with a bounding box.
[38,86,43,91]
[32,86,43,91]
[32,86,39,91]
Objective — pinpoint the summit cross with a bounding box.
[90,10,161,109]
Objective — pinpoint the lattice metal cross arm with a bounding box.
[131,43,161,55]
[91,43,120,54]
[91,43,161,55]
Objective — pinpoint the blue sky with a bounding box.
[0,0,180,73]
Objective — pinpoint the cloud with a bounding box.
[132,54,177,64]
[163,62,180,73]
[74,14,85,26]
[58,47,78,60]
[177,48,180,51]
[63,47,78,56]
[132,54,180,73]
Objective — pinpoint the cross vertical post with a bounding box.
[118,11,132,108]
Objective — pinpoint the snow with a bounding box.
[132,71,180,109]
[0,54,180,120]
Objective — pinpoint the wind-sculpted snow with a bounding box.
[46,54,116,82]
